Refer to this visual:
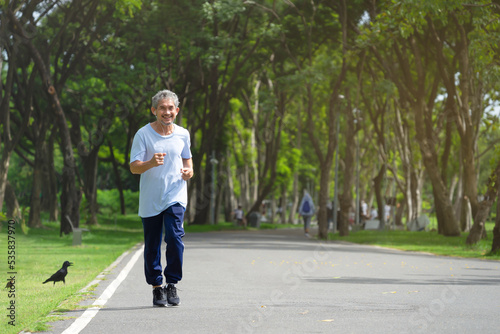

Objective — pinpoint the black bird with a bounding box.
[5,279,14,289]
[43,261,73,285]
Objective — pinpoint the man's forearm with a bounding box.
[181,158,194,180]
[130,160,154,174]
[130,153,167,174]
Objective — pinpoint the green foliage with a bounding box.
[202,0,247,23]
[3,0,500,251]
[113,0,142,18]
[96,189,139,216]
[6,153,33,206]
[276,145,301,186]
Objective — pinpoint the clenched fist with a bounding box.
[180,167,193,180]
[151,153,166,167]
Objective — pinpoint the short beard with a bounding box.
[158,118,173,127]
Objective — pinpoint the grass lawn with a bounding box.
[0,215,145,334]
[328,222,500,260]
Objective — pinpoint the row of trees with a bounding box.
[1,0,500,249]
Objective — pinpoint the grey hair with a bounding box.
[152,90,179,109]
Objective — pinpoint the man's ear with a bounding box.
[151,107,156,116]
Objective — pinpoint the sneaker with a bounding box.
[165,283,180,306]
[153,286,167,307]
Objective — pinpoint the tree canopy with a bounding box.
[2,0,500,247]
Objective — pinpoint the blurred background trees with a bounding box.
[1,0,500,244]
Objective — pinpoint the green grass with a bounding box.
[328,222,500,260]
[259,222,301,230]
[184,221,246,233]
[0,215,144,334]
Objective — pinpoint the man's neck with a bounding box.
[152,121,174,136]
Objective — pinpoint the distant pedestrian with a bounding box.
[130,89,193,307]
[384,204,391,222]
[299,190,315,238]
[234,205,245,227]
[361,200,369,221]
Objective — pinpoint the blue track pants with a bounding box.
[141,203,185,286]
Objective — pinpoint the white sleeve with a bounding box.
[130,131,146,163]
[181,130,192,159]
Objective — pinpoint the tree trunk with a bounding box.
[317,167,331,239]
[466,201,490,245]
[240,165,250,212]
[82,148,99,225]
[413,97,460,236]
[466,160,500,245]
[192,155,212,225]
[460,196,472,232]
[395,201,405,227]
[409,168,424,222]
[214,171,223,225]
[339,99,356,237]
[0,150,12,213]
[224,150,236,223]
[429,15,482,224]
[246,182,275,220]
[268,194,275,224]
[373,164,386,230]
[9,13,80,235]
[280,185,287,225]
[4,180,20,220]
[461,134,479,219]
[453,168,463,225]
[288,172,299,225]
[28,139,45,228]
[393,105,423,225]
[245,90,285,222]
[438,12,491,240]
[490,191,500,253]
[288,105,302,225]
[47,132,59,222]
[304,84,343,240]
[0,39,16,213]
[108,140,126,215]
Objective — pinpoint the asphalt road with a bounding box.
[43,227,500,334]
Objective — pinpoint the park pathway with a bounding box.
[43,228,500,334]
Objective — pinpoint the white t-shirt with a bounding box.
[130,123,192,218]
[234,209,244,220]
[361,201,368,216]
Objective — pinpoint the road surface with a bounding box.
[43,228,500,334]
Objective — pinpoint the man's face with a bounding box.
[152,98,178,126]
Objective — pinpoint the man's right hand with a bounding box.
[130,153,166,174]
[151,153,166,166]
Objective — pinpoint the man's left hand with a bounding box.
[181,167,193,180]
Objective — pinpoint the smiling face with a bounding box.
[152,98,179,127]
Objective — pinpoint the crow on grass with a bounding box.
[43,261,73,285]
